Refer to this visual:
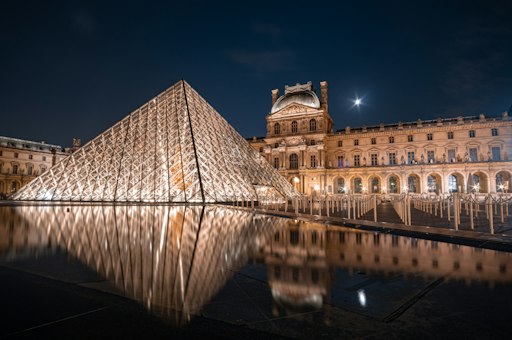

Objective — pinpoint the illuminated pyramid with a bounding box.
[12,80,297,202]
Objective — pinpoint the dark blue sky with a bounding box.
[1,0,511,147]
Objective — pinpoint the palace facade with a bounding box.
[0,136,76,197]
[249,81,512,195]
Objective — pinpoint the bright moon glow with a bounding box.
[355,98,362,106]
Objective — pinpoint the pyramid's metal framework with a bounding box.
[12,80,297,202]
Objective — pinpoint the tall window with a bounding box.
[27,165,33,175]
[291,121,298,133]
[289,154,298,169]
[388,176,398,193]
[42,156,46,161]
[371,153,378,166]
[448,131,454,139]
[337,156,344,168]
[354,177,362,193]
[389,153,396,165]
[408,135,414,142]
[427,133,433,141]
[492,146,501,161]
[389,136,394,143]
[407,151,415,164]
[469,148,478,161]
[12,165,18,174]
[274,123,281,135]
[354,139,359,146]
[273,157,279,169]
[371,138,376,145]
[469,130,475,138]
[491,128,498,136]
[309,119,317,131]
[310,155,317,168]
[29,154,33,160]
[337,140,343,147]
[427,176,437,193]
[448,149,456,162]
[337,178,345,193]
[427,150,435,163]
[310,140,316,146]
[354,155,360,166]
[14,152,19,158]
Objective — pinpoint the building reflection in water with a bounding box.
[1,205,511,326]
[0,205,282,325]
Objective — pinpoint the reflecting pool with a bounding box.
[1,205,512,337]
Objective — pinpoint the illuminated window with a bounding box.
[291,120,298,133]
[491,128,498,136]
[274,123,280,135]
[492,146,501,161]
[310,155,317,168]
[289,154,298,169]
[469,130,475,138]
[389,153,396,165]
[469,148,478,161]
[427,150,435,163]
[354,155,360,166]
[309,119,317,131]
[337,156,344,168]
[371,153,378,166]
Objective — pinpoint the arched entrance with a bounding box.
[448,172,464,193]
[427,173,442,194]
[470,171,489,193]
[353,177,362,193]
[387,175,400,193]
[369,176,380,193]
[407,174,420,193]
[496,171,511,192]
[334,177,345,193]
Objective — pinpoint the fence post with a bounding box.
[489,193,494,234]
[373,194,377,222]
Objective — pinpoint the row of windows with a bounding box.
[0,150,48,161]
[274,119,317,135]
[336,128,499,147]
[0,163,46,175]
[274,146,503,170]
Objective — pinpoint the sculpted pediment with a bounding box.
[271,103,319,117]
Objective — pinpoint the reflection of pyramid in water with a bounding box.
[13,80,296,202]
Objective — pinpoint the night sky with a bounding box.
[1,0,511,147]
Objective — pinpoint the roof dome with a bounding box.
[271,90,321,114]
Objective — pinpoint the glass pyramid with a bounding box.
[12,80,297,202]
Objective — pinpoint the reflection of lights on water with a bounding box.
[357,289,366,307]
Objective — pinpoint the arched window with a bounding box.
[291,121,298,133]
[388,176,398,193]
[354,177,362,193]
[336,178,345,193]
[274,123,281,135]
[289,154,298,169]
[309,119,317,132]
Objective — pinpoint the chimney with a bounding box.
[271,89,280,105]
[320,81,328,112]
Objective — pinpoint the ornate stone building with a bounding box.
[249,81,512,195]
[0,136,74,197]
